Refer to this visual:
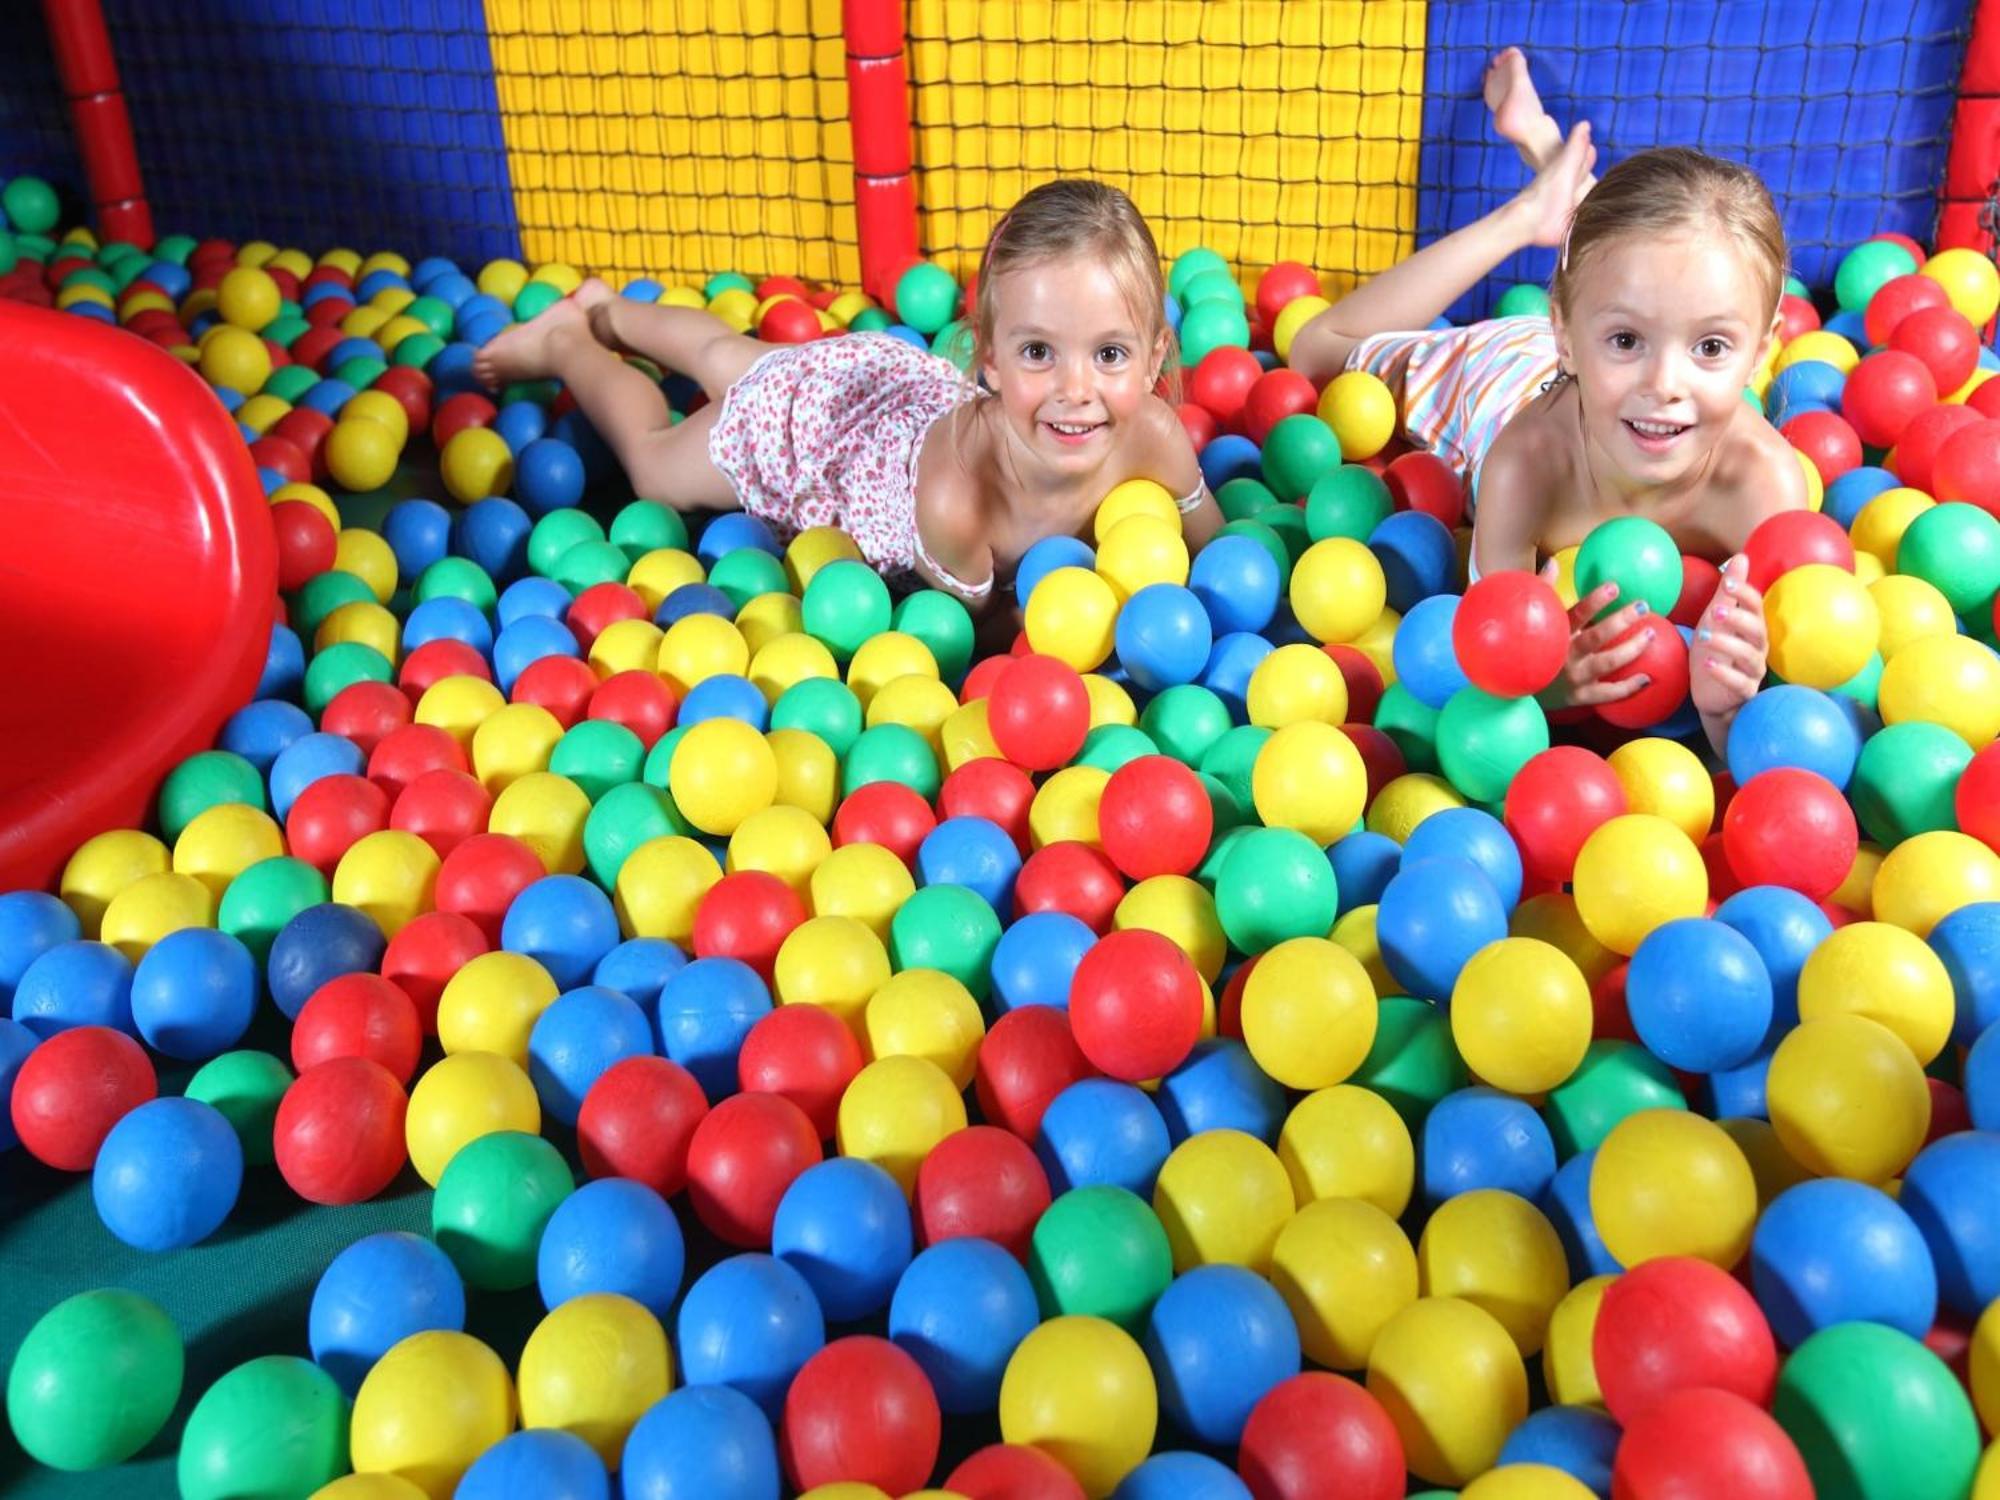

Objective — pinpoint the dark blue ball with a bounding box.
[1156,1038,1287,1145]
[655,582,737,625]
[1714,885,1832,1044]
[0,1018,34,1150]
[258,623,306,701]
[677,674,769,731]
[1189,533,1281,635]
[1015,534,1095,605]
[455,495,534,581]
[498,575,574,627]
[1369,509,1457,612]
[492,399,551,456]
[696,512,781,563]
[1496,1404,1621,1497]
[268,903,386,1019]
[1538,1148,1619,1281]
[516,437,588,516]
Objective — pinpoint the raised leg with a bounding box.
[1484,47,1571,175]
[582,284,773,403]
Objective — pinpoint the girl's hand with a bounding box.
[1691,554,1768,728]
[1537,570,1657,710]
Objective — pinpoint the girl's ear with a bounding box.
[1548,298,1573,377]
[1151,326,1171,386]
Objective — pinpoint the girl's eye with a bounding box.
[1096,345,1129,367]
[1021,342,1050,363]
[1609,331,1639,352]
[1696,337,1731,359]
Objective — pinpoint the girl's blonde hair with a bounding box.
[1552,146,1788,323]
[969,179,1175,385]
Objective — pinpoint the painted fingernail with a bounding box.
[1696,627,1712,642]
[1717,605,1731,621]
[1634,600,1650,616]
[1723,576,1738,593]
[1636,675,1652,687]
[1706,656,1721,668]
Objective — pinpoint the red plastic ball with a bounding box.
[511,655,599,727]
[1865,271,1952,346]
[273,1057,408,1205]
[1610,1386,1812,1500]
[1592,962,1637,1042]
[1236,1372,1405,1500]
[1776,293,1821,342]
[832,781,937,870]
[271,500,338,592]
[1189,345,1263,424]
[959,653,1012,704]
[381,910,488,1035]
[286,773,392,877]
[974,1005,1097,1141]
[1889,304,1981,395]
[249,433,312,486]
[913,1124,1053,1261]
[367,723,469,800]
[1598,621,1692,731]
[1972,378,2000,421]
[1505,746,1629,885]
[1067,929,1202,1082]
[1671,555,1723,628]
[1840,349,1936,450]
[1255,261,1322,324]
[1958,742,2000,854]
[1592,1255,1778,1424]
[1177,402,1217,452]
[372,366,434,435]
[1454,570,1568,697]
[987,654,1091,772]
[684,1089,823,1248]
[9,1026,157,1172]
[270,408,334,476]
[1779,409,1862,487]
[1097,755,1213,881]
[588,670,677,749]
[1324,644,1385,723]
[946,1443,1087,1500]
[939,758,1037,855]
[291,973,422,1082]
[321,680,413,756]
[757,275,813,303]
[576,1055,710,1196]
[1383,451,1465,530]
[780,1336,941,1495]
[1927,1076,1973,1146]
[1014,841,1126,935]
[1932,417,2000,516]
[398,640,491,702]
[758,297,822,344]
[692,870,807,981]
[434,832,547,944]
[566,581,650,651]
[1722,767,1857,902]
[431,391,497,448]
[736,1003,865,1140]
[1742,510,1856,593]
[1889,402,1981,494]
[1243,370,1319,446]
[1347,719,1411,813]
[390,768,493,860]
[1872,230,1930,266]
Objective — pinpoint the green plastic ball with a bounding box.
[404,294,455,340]
[842,723,941,801]
[1138,684,1232,767]
[1851,721,1973,846]
[1494,283,1552,318]
[414,555,499,613]
[1261,504,1313,568]
[1896,501,2000,619]
[553,538,633,596]
[1783,273,1810,300]
[292,570,375,636]
[17,232,56,262]
[930,318,974,371]
[1198,724,1271,817]
[304,642,394,716]
[849,307,893,333]
[891,590,975,684]
[1574,514,1684,621]
[502,379,559,408]
[610,500,690,561]
[704,271,755,299]
[1197,824,1255,891]
[1373,683,1442,774]
[1168,247,1230,301]
[176,1355,349,1500]
[1077,724,1159,774]
[1179,267,1245,309]
[889,883,1003,1003]
[5,1289,183,1470]
[1350,996,1468,1129]
[549,720,645,801]
[1542,1040,1685,1156]
[1216,477,1279,521]
[262,315,311,350]
[2,175,62,236]
[802,559,894,660]
[1215,518,1291,587]
[1261,413,1343,502]
[1214,826,1339,955]
[1027,1184,1173,1333]
[1828,651,1883,713]
[1178,298,1252,367]
[1833,239,1918,314]
[641,728,688,792]
[1437,686,1550,805]
[584,783,691,888]
[1200,769,1251,835]
[218,855,329,963]
[0,231,17,277]
[432,1129,575,1291]
[1773,1321,1978,1500]
[771,678,866,759]
[155,234,198,264]
[1305,465,1395,542]
[262,365,320,404]
[895,261,961,336]
[185,1050,294,1166]
[332,355,388,392]
[392,333,447,370]
[707,547,788,610]
[513,280,563,322]
[159,750,268,843]
[527,510,606,581]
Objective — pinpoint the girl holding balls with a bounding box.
[475,180,1220,631]
[1292,48,1808,752]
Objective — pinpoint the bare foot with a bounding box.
[1516,120,1598,249]
[1484,47,1565,173]
[574,276,614,311]
[472,295,589,388]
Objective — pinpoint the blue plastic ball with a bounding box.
[677,674,769,731]
[918,817,1021,918]
[1822,463,1898,530]
[1327,831,1401,916]
[498,575,574,628]
[1113,1451,1253,1500]
[457,1429,608,1500]
[430,342,482,394]
[1701,1046,1774,1120]
[1198,433,1261,492]
[1376,856,1507,1002]
[402,596,495,658]
[1393,593,1471,709]
[537,1177,685,1320]
[356,269,409,301]
[1155,1039,1287,1145]
[1726,684,1863,789]
[888,1237,1039,1413]
[655,957,771,1100]
[10,939,135,1038]
[1751,1178,1937,1345]
[92,1097,242,1251]
[309,1230,467,1394]
[1369,509,1457,613]
[592,937,688,1012]
[1934,902,2000,1048]
[696,513,781,564]
[1497,1404,1621,1497]
[298,378,357,419]
[268,731,368,823]
[1899,1132,2000,1319]
[989,911,1095,1013]
[502,874,621,990]
[676,1253,825,1418]
[1116,583,1213,692]
[493,615,582,694]
[1713,885,1832,1043]
[129,928,258,1060]
[1199,631,1275,720]
[427,273,479,310]
[1625,917,1774,1073]
[1401,805,1522,911]
[620,1381,782,1500]
[1016,535,1096,606]
[1035,1079,1172,1198]
[267,903,387,1019]
[1142,1264,1300,1445]
[492,399,550,456]
[456,495,535,580]
[1423,1086,1558,1204]
[516,437,588,516]
[218,699,315,774]
[1539,1148,1620,1281]
[258,623,306,701]
[1189,532,1281,635]
[528,986,655,1125]
[0,1018,34,1150]
[771,1157,913,1322]
[656,582,737,625]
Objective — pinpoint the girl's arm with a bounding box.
[1142,400,1223,549]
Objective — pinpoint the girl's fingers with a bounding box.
[1574,603,1648,656]
[1583,628,1656,680]
[1572,672,1649,707]
[1569,583,1621,630]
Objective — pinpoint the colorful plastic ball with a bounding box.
[1153,1127,1295,1275]
[1377,856,1508,1001]
[91,1096,242,1250]
[651,953,766,1098]
[1591,1254,1778,1426]
[767,1157,911,1321]
[429,1127,572,1294]
[1935,902,2000,1047]
[686,1088,821,1245]
[1613,1386,1812,1500]
[523,985,650,1125]
[270,1053,408,1203]
[1767,1014,1929,1184]
[619,1383,781,1500]
[1575,516,1683,620]
[10,1024,156,1171]
[886,1237,1040,1420]
[1899,1131,2000,1319]
[347,1329,514,1499]
[733,1005,861,1141]
[1093,754,1211,882]
[1024,567,1121,673]
[1798,919,1955,1063]
[1068,929,1204,1083]
[780,1336,940,1495]
[912,1123,1052,1262]
[1364,1296,1525,1489]
[1233,935,1371,1090]
[9,939,135,1039]
[1492,1406,1619,1498]
[998,1315,1157,1498]
[1874,829,2000,939]
[1774,1321,1979,1500]
[1449,937,1591,1093]
[4,1288,183,1472]
[1115,583,1213,692]
[1749,1177,1936,1349]
[307,1231,465,1398]
[1621,917,1773,1072]
[1415,1187,1569,1360]
[1032,1074,1168,1198]
[404,1048,540,1187]
[1454,571,1568,697]
[0,891,82,1005]
[124,926,257,1062]
[1140,1264,1300,1447]
[1572,815,1709,956]
[676,1252,825,1419]
[1251,721,1366,844]
[1242,1375,1407,1500]
[987,911,1092,1016]
[268,901,388,1019]
[1154,1038,1285,1147]
[1841,348,1937,448]
[1208,828,1331,955]
[1591,1109,1757,1268]
[453,1430,608,1500]
[514,1291,670,1469]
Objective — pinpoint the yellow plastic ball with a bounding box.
[1590,1108,1757,1268]
[726,804,831,898]
[1416,1189,1569,1356]
[866,673,959,747]
[1241,936,1377,1089]
[836,1054,967,1195]
[1924,245,2000,325]
[340,388,410,448]
[517,1293,671,1466]
[217,265,280,330]
[1605,739,1712,843]
[1971,1299,2000,1438]
[1277,1084,1413,1215]
[1246,642,1348,727]
[1545,546,1581,610]
[613,835,721,945]
[588,619,663,680]
[437,951,559,1066]
[1024,567,1120,672]
[440,427,514,505]
[1290,537,1387,644]
[1450,937,1592,1094]
[1766,1014,1931,1183]
[1366,1296,1528,1489]
[1272,296,1331,362]
[1508,892,1622,988]
[326,421,399,493]
[846,632,937,710]
[734,591,806,656]
[749,632,840,703]
[658,613,751,694]
[357,250,411,279]
[768,728,840,826]
[477,259,530,301]
[1543,1275,1613,1407]
[199,325,271,397]
[316,599,401,662]
[62,828,170,938]
[1833,841,1884,918]
[1879,632,2000,748]
[488,772,592,875]
[626,548,706,611]
[271,481,340,530]
[797,1488,889,1500]
[375,315,434,354]
[666,720,776,836]
[1093,478,1180,542]
[100,871,214,962]
[1797,919,1955,1062]
[1082,672,1137,729]
[1252,721,1366,843]
[1719,1115,1815,1209]
[1764,563,1880,690]
[1365,773,1465,843]
[330,830,439,940]
[405,1052,540,1188]
[1775,329,1860,375]
[1851,487,1934,567]
[775,914,891,1034]
[1871,829,2000,939]
[350,1330,516,1499]
[1095,514,1189,600]
[1870,573,1958,660]
[1572,814,1708,956]
[415,675,507,753]
[340,305,392,340]
[1462,1466,1598,1500]
[1269,1197,1417,1369]
[317,247,364,275]
[940,698,1003,771]
[1029,765,1109,850]
[1329,905,1396,997]
[865,968,985,1090]
[808,845,915,944]
[1796,449,1825,513]
[311,1474,430,1500]
[1114,875,1226,983]
[998,1316,1156,1499]
[333,526,399,604]
[234,393,292,435]
[708,287,757,329]
[1851,548,1883,585]
[1152,1128,1296,1274]
[1318,369,1398,460]
[172,803,285,900]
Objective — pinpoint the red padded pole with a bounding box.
[1939,0,2000,257]
[844,0,919,303]
[39,0,153,248]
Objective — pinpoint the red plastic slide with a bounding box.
[0,299,277,892]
